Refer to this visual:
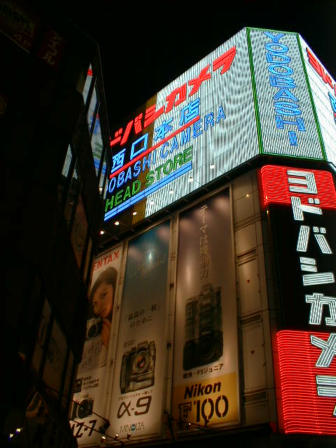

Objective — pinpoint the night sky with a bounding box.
[52,0,336,135]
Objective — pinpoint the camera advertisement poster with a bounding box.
[172,189,240,430]
[71,245,123,445]
[109,221,170,441]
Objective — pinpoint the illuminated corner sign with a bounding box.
[258,165,336,211]
[104,146,193,221]
[275,330,336,435]
[257,164,336,330]
[259,165,336,435]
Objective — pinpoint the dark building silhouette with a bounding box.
[1,1,111,446]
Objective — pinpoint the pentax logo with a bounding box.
[93,249,120,271]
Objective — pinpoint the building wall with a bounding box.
[1,3,111,446]
[73,167,279,446]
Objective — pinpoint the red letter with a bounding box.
[188,65,211,96]
[213,46,236,74]
[165,84,187,113]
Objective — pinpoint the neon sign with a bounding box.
[109,47,236,151]
[104,30,249,224]
[275,330,336,435]
[264,32,305,146]
[259,164,336,434]
[249,29,323,160]
[104,28,336,227]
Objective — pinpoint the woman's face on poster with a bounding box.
[92,281,114,318]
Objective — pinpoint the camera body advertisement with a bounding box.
[109,221,170,440]
[172,189,240,430]
[71,246,123,445]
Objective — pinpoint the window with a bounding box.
[87,84,98,135]
[70,194,88,268]
[82,64,93,104]
[42,320,67,398]
[64,163,80,228]
[58,144,74,207]
[92,113,104,177]
[83,237,93,284]
[61,351,74,410]
[31,299,52,374]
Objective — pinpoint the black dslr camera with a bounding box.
[183,283,223,370]
[86,317,102,339]
[71,395,94,420]
[120,341,156,394]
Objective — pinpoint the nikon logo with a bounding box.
[184,382,221,399]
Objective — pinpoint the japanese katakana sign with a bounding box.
[105,27,336,229]
[259,164,336,435]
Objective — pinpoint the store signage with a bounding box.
[249,29,323,160]
[259,164,336,434]
[105,28,260,223]
[275,330,336,435]
[105,43,236,222]
[263,31,305,145]
[299,36,336,166]
[105,28,336,227]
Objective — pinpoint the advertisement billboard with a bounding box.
[71,246,123,445]
[259,164,336,434]
[108,222,170,440]
[105,28,259,223]
[172,189,239,430]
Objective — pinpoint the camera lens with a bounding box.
[78,399,92,419]
[133,350,148,373]
[87,319,102,338]
[199,332,222,364]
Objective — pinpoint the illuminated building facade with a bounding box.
[73,28,336,448]
[1,1,111,446]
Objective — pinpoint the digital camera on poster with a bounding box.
[120,341,156,393]
[183,283,223,370]
[71,394,94,420]
[86,317,103,339]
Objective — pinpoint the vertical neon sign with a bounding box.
[259,164,336,434]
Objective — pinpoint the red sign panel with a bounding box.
[258,164,336,211]
[275,330,336,435]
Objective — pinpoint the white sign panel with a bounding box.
[105,28,259,223]
[299,36,336,166]
[249,28,323,159]
[108,222,170,441]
